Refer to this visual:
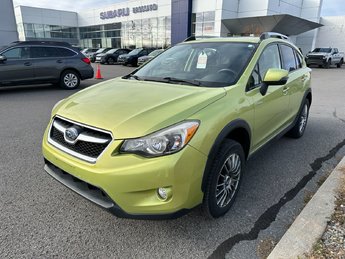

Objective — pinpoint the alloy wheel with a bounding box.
[64,73,78,88]
[215,153,241,208]
[299,104,308,134]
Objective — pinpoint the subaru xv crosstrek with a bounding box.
[42,33,312,219]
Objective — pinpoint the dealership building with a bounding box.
[5,0,344,54]
[0,0,18,46]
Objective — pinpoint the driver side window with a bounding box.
[247,44,281,90]
[2,47,30,60]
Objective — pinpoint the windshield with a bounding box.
[0,46,8,52]
[107,49,118,54]
[95,48,105,53]
[312,48,332,53]
[132,42,257,87]
[129,48,143,55]
[149,49,164,57]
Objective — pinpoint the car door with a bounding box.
[246,44,290,150]
[114,49,124,61]
[283,45,311,119]
[30,46,65,82]
[0,46,35,84]
[332,48,340,63]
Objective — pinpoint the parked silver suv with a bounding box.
[0,41,94,89]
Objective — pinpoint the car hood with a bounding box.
[54,78,226,139]
[308,52,328,56]
[97,53,107,57]
[138,56,150,61]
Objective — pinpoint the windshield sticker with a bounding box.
[196,51,208,69]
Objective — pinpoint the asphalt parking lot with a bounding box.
[0,64,345,259]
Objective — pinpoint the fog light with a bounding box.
[158,188,168,200]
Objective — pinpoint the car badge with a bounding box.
[64,127,80,143]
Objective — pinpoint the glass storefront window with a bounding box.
[22,16,171,49]
[192,11,215,36]
[203,11,215,22]
[22,23,78,43]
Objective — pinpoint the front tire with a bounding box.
[107,57,115,65]
[324,59,331,69]
[287,99,310,138]
[203,139,245,218]
[337,59,343,68]
[59,70,80,90]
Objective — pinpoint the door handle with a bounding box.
[301,74,308,82]
[282,86,289,95]
[24,62,32,66]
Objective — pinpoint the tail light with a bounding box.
[82,57,91,64]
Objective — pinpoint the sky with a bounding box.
[12,0,345,16]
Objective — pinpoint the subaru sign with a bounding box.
[100,4,158,20]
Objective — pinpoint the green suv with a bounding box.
[42,33,311,219]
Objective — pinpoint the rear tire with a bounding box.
[59,70,80,90]
[287,99,310,138]
[337,59,343,68]
[203,139,245,218]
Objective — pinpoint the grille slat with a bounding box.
[48,117,112,163]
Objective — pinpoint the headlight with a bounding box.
[120,121,199,157]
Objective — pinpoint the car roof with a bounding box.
[10,41,72,47]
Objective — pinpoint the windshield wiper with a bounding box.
[123,74,142,80]
[163,77,201,86]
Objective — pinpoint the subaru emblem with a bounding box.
[65,127,79,143]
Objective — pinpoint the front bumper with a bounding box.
[118,59,127,65]
[306,57,327,66]
[42,125,206,219]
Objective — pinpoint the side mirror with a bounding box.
[0,55,7,62]
[260,68,289,96]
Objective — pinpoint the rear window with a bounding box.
[58,48,77,57]
[30,47,61,58]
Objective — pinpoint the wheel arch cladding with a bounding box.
[61,68,81,79]
[201,119,251,192]
[306,91,312,106]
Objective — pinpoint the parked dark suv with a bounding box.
[0,41,94,89]
[118,48,156,66]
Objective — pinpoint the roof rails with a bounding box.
[259,32,289,41]
[10,41,72,47]
[183,35,219,42]
[183,32,289,43]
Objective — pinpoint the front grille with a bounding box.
[308,56,324,60]
[48,116,112,163]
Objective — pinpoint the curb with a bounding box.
[267,156,345,259]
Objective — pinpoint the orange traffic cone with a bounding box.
[95,64,103,79]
